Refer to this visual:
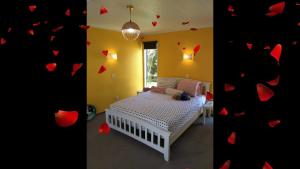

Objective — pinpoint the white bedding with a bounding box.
[109,91,206,132]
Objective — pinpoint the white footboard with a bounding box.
[105,109,172,161]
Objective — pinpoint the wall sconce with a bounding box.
[108,52,118,60]
[183,53,193,60]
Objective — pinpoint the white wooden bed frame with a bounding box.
[105,81,210,162]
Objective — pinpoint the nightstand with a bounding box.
[203,100,213,117]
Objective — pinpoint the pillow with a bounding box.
[177,79,200,97]
[150,86,166,94]
[157,77,177,88]
[165,88,183,96]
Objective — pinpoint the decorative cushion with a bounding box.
[177,79,201,97]
[157,77,178,88]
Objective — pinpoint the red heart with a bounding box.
[246,43,253,50]
[152,21,158,27]
[297,22,300,27]
[256,83,274,102]
[231,13,237,16]
[79,25,90,30]
[55,110,78,127]
[234,112,245,117]
[227,132,236,144]
[27,29,35,36]
[193,44,201,55]
[219,107,228,116]
[297,3,300,6]
[52,50,60,56]
[182,47,186,50]
[65,9,71,16]
[177,42,180,46]
[98,65,106,74]
[52,25,64,32]
[266,2,285,17]
[102,50,108,56]
[268,120,281,128]
[71,63,83,76]
[206,91,213,101]
[156,15,160,19]
[32,22,41,27]
[292,41,298,45]
[270,44,282,63]
[224,83,235,92]
[263,161,273,169]
[0,38,6,45]
[46,63,57,72]
[219,160,231,169]
[50,35,56,42]
[182,21,190,25]
[99,122,110,135]
[267,75,280,86]
[28,5,37,12]
[100,7,108,15]
[264,45,271,50]
[8,27,12,32]
[190,28,198,31]
[240,72,245,78]
[87,41,91,46]
[83,10,87,16]
[44,20,49,24]
[228,5,234,12]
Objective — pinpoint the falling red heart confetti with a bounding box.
[177,42,181,46]
[152,21,158,27]
[55,110,78,127]
[267,75,280,86]
[246,43,253,50]
[87,41,91,46]
[71,63,83,76]
[102,50,108,56]
[83,10,87,15]
[156,15,160,19]
[79,25,90,30]
[0,38,6,45]
[228,5,234,12]
[27,29,35,36]
[46,63,57,72]
[99,122,110,134]
[264,45,271,50]
[65,9,71,16]
[190,28,198,31]
[231,13,237,16]
[219,160,231,169]
[50,35,56,42]
[297,22,300,27]
[52,25,64,32]
[297,3,300,6]
[193,44,201,55]
[292,41,298,45]
[98,65,106,74]
[206,91,213,101]
[32,22,41,27]
[240,72,245,78]
[263,161,273,169]
[219,107,228,116]
[268,120,281,128]
[7,27,12,32]
[224,83,235,92]
[100,7,108,15]
[182,47,186,50]
[182,21,190,25]
[270,44,282,63]
[52,50,60,56]
[256,83,274,102]
[266,1,285,17]
[228,132,236,144]
[234,112,245,117]
[44,20,49,24]
[28,5,37,12]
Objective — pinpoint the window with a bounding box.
[143,41,158,88]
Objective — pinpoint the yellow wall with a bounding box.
[143,28,213,92]
[87,28,143,113]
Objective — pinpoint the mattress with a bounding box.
[109,91,206,132]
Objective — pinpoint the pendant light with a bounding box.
[121,5,141,40]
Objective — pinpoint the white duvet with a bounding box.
[109,91,206,132]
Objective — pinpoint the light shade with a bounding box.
[183,53,193,60]
[121,21,141,40]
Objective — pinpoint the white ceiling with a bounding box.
[87,0,213,35]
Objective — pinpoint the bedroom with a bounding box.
[87,0,213,169]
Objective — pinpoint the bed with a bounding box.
[105,78,210,161]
